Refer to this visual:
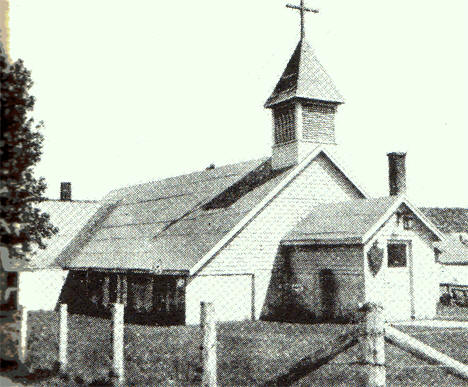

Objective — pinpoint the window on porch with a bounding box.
[387,243,407,268]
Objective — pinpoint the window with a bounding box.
[274,106,296,144]
[130,277,153,313]
[387,243,407,268]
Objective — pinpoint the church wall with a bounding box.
[262,245,364,322]
[302,102,336,144]
[192,152,364,321]
[18,269,68,311]
[185,274,254,325]
[363,210,439,321]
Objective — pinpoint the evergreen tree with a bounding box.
[0,46,57,261]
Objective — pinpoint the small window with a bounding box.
[387,243,407,268]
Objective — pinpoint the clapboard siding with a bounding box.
[18,270,68,311]
[302,103,336,144]
[185,274,253,324]
[364,208,439,320]
[198,152,364,318]
[288,245,363,271]
[262,245,364,322]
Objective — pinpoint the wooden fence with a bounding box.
[13,301,468,386]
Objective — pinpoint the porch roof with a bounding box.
[282,196,399,245]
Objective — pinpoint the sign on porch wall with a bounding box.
[367,241,384,277]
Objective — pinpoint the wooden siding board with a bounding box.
[302,103,336,144]
[186,274,253,324]
[199,153,364,318]
[262,245,364,322]
[364,209,439,320]
[290,245,364,271]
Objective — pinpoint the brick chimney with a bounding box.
[60,182,72,201]
[387,152,406,196]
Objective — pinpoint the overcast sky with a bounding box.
[8,0,468,206]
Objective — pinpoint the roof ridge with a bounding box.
[40,199,99,203]
[104,157,269,200]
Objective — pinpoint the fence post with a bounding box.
[59,303,68,374]
[18,305,28,363]
[112,303,125,386]
[200,302,217,387]
[360,302,385,387]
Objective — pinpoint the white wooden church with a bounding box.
[4,4,449,325]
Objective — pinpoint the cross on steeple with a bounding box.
[286,0,319,40]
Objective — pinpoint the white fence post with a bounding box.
[18,305,28,363]
[200,302,217,387]
[360,302,386,387]
[59,303,68,373]
[112,303,125,386]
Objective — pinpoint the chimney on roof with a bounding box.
[60,182,72,201]
[387,152,406,196]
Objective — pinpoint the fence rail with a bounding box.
[5,301,468,386]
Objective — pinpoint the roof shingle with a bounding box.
[283,196,399,244]
[28,200,101,269]
[61,158,294,272]
[265,39,344,108]
[420,208,468,234]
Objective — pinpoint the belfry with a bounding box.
[265,1,344,169]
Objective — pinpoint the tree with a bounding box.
[0,45,57,261]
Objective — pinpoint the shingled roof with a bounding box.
[415,208,468,264]
[59,158,294,272]
[283,197,399,245]
[264,39,344,108]
[1,200,101,271]
[435,233,468,265]
[283,196,444,245]
[419,208,468,234]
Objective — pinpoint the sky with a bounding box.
[7,0,468,206]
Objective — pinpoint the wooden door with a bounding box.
[384,242,414,321]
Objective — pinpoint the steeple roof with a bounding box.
[265,39,344,108]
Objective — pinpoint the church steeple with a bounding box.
[265,39,344,108]
[265,2,344,170]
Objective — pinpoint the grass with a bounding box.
[1,311,467,386]
[396,325,468,364]
[437,303,468,321]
